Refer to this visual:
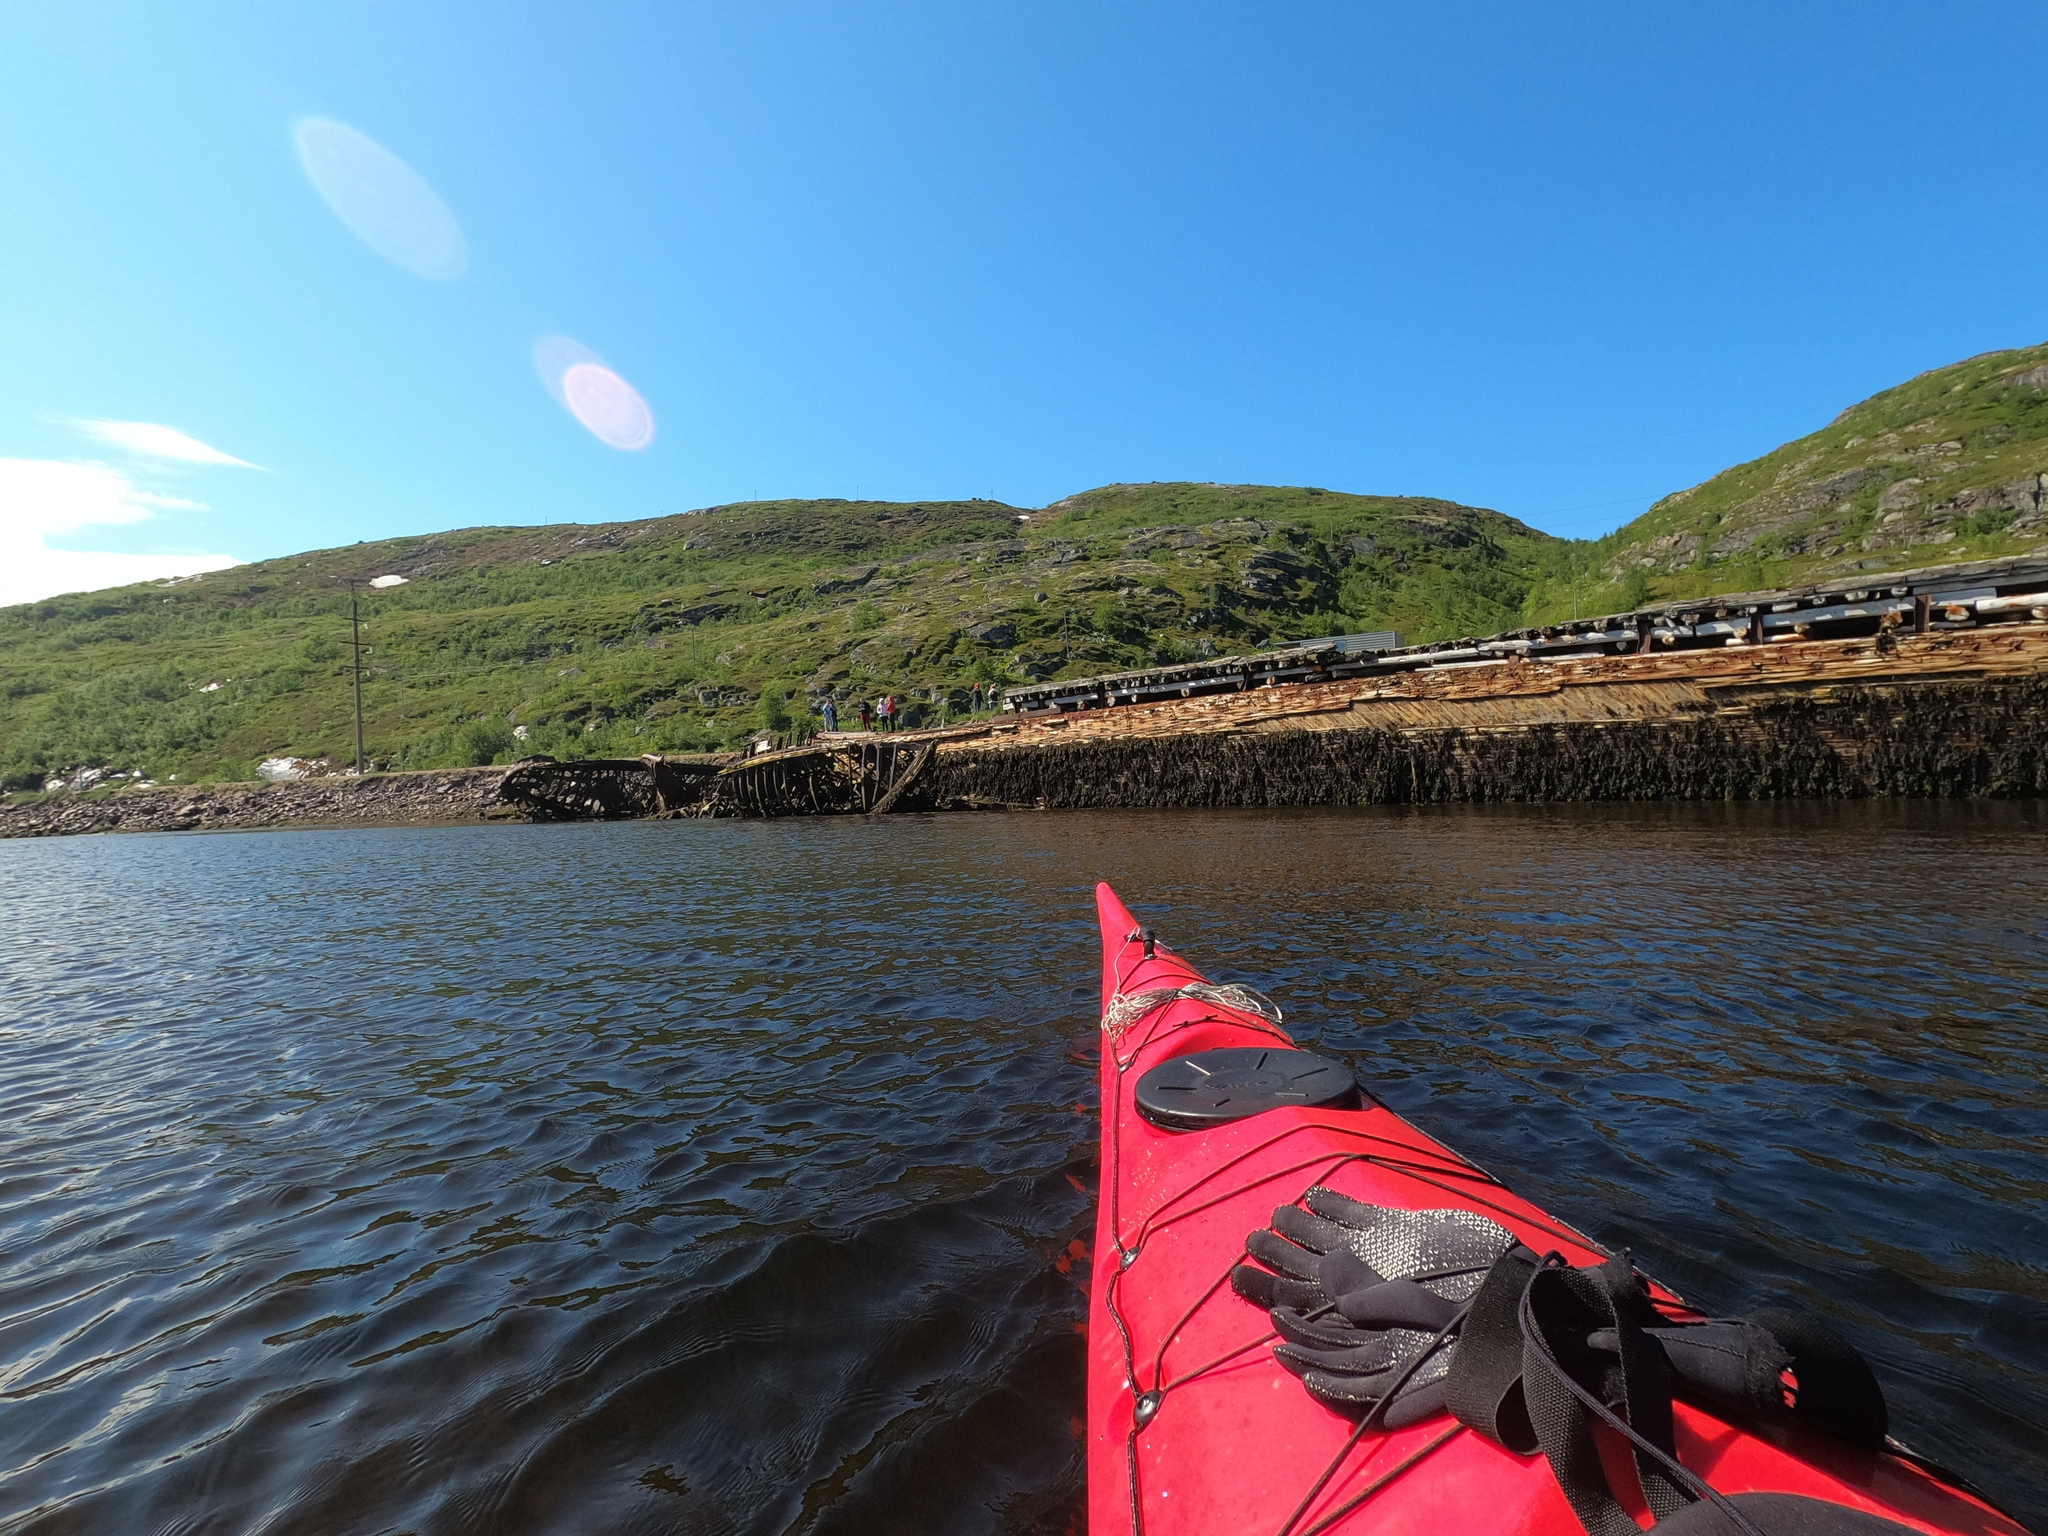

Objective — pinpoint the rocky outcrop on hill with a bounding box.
[0,767,512,839]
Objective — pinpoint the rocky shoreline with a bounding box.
[0,767,514,839]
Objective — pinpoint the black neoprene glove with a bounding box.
[1231,1187,1530,1427]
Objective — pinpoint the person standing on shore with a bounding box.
[820,696,838,732]
[878,693,896,732]
[970,680,983,713]
[858,698,873,731]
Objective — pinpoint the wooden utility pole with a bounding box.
[350,581,366,775]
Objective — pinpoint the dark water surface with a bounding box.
[2,804,2045,1534]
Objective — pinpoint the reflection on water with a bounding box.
[1,802,2043,1533]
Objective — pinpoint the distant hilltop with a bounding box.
[2,342,2044,788]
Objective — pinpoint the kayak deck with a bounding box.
[1086,882,2025,1536]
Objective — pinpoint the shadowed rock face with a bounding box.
[808,564,879,595]
[1606,344,2048,586]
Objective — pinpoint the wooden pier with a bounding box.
[700,732,960,817]
[497,753,727,820]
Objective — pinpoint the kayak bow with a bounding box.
[1086,882,2025,1536]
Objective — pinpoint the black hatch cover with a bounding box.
[1134,1047,1359,1131]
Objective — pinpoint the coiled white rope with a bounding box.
[1101,982,1284,1043]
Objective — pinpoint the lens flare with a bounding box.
[563,364,656,451]
[533,336,656,451]
[294,119,468,280]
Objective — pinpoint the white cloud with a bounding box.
[72,419,261,468]
[0,457,242,607]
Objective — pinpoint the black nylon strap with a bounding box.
[1592,1254,1690,1522]
[1444,1246,1538,1451]
[1522,1261,1694,1532]
[1518,1258,1777,1536]
[1522,1326,1641,1536]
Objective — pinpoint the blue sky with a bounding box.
[3,2,2045,604]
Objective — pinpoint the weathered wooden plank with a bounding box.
[868,744,935,816]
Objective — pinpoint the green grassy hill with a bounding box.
[1523,341,2048,619]
[0,487,1556,786]
[7,343,2047,790]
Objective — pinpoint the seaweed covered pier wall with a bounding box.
[924,675,2048,808]
[917,628,2048,810]
[672,625,2048,818]
[677,554,2048,818]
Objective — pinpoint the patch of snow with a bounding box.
[369,573,409,588]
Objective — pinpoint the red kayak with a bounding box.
[1086,882,2027,1536]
